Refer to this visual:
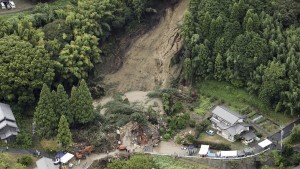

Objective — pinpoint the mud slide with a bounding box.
[103,0,189,94]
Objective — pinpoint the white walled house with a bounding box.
[0,103,19,141]
[210,106,250,142]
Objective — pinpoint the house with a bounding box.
[0,103,19,141]
[35,157,58,169]
[210,106,250,142]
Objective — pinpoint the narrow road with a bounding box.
[0,146,48,157]
[269,119,300,141]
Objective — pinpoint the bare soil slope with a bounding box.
[103,0,188,93]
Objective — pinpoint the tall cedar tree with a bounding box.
[34,84,58,138]
[70,80,95,124]
[57,115,72,149]
[55,84,73,125]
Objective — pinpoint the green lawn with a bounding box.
[194,96,212,116]
[197,80,294,125]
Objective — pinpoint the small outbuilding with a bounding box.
[198,145,209,157]
[258,139,272,149]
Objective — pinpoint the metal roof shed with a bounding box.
[60,153,74,164]
[199,145,209,156]
[258,139,272,148]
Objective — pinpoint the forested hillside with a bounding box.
[181,0,300,115]
[0,0,169,106]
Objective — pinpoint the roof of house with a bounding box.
[0,120,19,130]
[226,124,247,136]
[212,106,245,125]
[0,128,18,140]
[199,145,209,155]
[36,157,57,169]
[0,103,16,122]
[241,131,256,140]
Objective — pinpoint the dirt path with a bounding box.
[103,0,188,94]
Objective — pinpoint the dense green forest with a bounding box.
[181,0,300,115]
[0,0,162,107]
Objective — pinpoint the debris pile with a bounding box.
[119,122,160,152]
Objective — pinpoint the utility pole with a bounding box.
[280,125,284,151]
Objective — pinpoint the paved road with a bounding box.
[268,119,300,149]
[0,147,48,157]
[269,119,300,141]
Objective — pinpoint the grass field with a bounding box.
[198,133,246,150]
[194,96,212,116]
[197,80,294,125]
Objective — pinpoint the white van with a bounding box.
[1,2,6,9]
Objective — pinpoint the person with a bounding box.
[6,146,8,151]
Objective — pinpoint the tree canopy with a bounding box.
[57,115,72,149]
[181,0,300,115]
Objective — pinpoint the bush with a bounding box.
[168,113,190,130]
[186,134,195,144]
[195,120,210,138]
[209,96,218,102]
[19,156,33,166]
[172,102,183,114]
[289,125,300,144]
[16,131,32,148]
[163,133,171,140]
[176,136,183,144]
[189,120,196,128]
[256,132,263,138]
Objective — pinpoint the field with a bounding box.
[153,155,215,169]
[197,80,294,125]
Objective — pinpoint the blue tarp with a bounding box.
[55,152,65,159]
[188,145,194,149]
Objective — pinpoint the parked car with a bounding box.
[1,2,5,9]
[9,1,15,8]
[243,138,254,145]
[206,130,215,136]
[53,158,60,165]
